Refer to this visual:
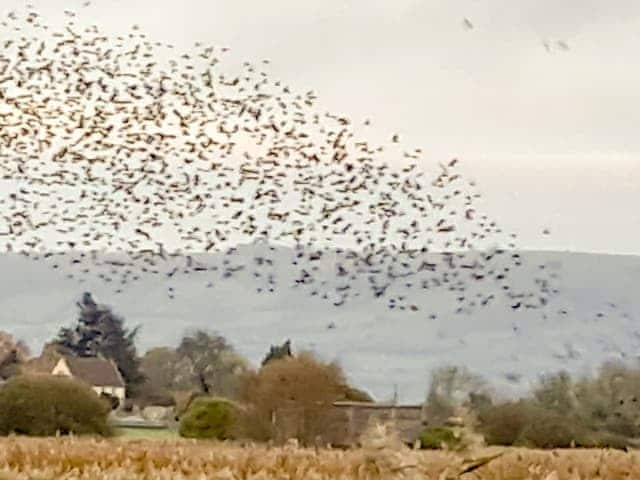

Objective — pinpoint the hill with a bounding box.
[0,247,638,403]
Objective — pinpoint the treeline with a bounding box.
[0,293,373,443]
[2,292,640,450]
[420,362,640,450]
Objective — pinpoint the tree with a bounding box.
[572,360,640,437]
[137,346,186,406]
[21,342,67,375]
[424,365,488,426]
[175,329,249,399]
[140,347,181,391]
[237,351,353,445]
[532,370,577,415]
[261,339,292,366]
[0,331,29,380]
[54,292,145,393]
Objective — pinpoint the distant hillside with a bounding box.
[0,247,638,403]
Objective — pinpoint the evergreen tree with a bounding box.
[261,339,293,367]
[55,292,145,393]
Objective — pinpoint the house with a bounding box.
[52,356,126,406]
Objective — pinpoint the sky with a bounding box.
[1,0,639,254]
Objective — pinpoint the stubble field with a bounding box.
[0,437,637,480]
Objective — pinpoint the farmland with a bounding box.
[113,426,179,440]
[0,437,636,480]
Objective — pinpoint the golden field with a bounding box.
[0,437,637,480]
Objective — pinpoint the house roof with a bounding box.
[62,356,126,388]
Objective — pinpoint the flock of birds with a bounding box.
[0,4,562,314]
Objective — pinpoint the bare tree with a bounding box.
[175,329,249,399]
[0,331,30,380]
[424,364,489,426]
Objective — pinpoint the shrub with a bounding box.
[603,417,639,438]
[579,431,636,450]
[478,400,596,449]
[477,401,530,446]
[100,392,120,410]
[175,391,206,419]
[0,374,112,436]
[516,407,583,448]
[179,397,237,440]
[342,386,374,403]
[418,427,461,450]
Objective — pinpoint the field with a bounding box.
[113,426,179,440]
[0,437,637,480]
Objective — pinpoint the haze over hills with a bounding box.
[1,246,638,404]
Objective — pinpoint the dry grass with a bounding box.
[0,435,638,479]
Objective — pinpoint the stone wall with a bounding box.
[272,402,425,447]
[332,402,425,447]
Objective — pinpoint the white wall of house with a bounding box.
[93,385,126,403]
[51,358,72,377]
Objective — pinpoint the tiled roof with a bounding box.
[63,356,125,388]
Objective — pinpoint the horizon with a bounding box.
[1,247,638,404]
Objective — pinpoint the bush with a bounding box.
[342,386,375,403]
[175,391,206,419]
[0,374,112,436]
[477,401,530,446]
[478,400,595,449]
[100,392,120,410]
[603,417,639,438]
[579,431,637,450]
[178,397,237,440]
[516,407,583,448]
[418,427,461,450]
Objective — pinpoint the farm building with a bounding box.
[52,356,126,407]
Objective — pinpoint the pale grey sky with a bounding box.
[2,0,639,254]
